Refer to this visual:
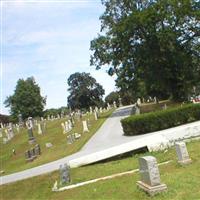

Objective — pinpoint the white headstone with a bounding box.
[94,112,98,121]
[46,142,53,148]
[175,142,192,165]
[38,124,42,135]
[137,98,141,105]
[89,106,93,114]
[61,123,66,134]
[82,121,89,133]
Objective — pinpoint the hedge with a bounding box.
[121,104,200,136]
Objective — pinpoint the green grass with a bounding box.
[140,100,181,114]
[1,140,200,200]
[0,110,114,175]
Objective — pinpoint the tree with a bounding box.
[43,107,69,118]
[4,77,46,120]
[67,72,105,110]
[105,91,119,104]
[90,0,200,102]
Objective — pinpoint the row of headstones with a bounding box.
[1,124,17,144]
[56,141,191,194]
[61,120,74,134]
[137,141,192,196]
[25,144,41,162]
[136,97,158,105]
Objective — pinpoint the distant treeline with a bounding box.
[0,114,10,124]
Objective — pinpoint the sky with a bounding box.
[0,0,117,115]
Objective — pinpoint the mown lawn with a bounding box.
[140,100,181,114]
[1,140,199,200]
[0,109,114,175]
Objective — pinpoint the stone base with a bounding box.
[137,181,167,196]
[28,138,36,144]
[178,158,192,165]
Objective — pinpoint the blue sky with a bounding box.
[1,0,116,115]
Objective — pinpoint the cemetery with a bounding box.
[1,0,200,199]
[1,100,200,200]
[0,109,113,175]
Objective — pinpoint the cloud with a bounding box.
[1,0,115,115]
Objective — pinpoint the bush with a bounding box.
[121,104,200,136]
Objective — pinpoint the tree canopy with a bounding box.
[4,77,46,120]
[90,0,200,102]
[67,72,105,109]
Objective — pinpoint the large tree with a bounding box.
[67,72,105,109]
[4,77,46,120]
[90,0,200,101]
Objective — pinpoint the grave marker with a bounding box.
[137,156,167,196]
[175,142,192,165]
[82,121,89,133]
[60,163,71,185]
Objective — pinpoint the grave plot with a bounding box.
[0,109,114,175]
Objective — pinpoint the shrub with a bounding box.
[121,104,200,136]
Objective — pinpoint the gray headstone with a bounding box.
[119,97,123,107]
[30,148,37,159]
[25,150,33,162]
[35,144,41,155]
[175,142,192,165]
[60,163,71,185]
[137,156,167,196]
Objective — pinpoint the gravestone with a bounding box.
[16,124,20,133]
[119,97,123,107]
[60,163,71,185]
[82,121,89,133]
[25,150,33,162]
[28,117,34,129]
[41,121,46,134]
[113,101,117,108]
[3,137,8,144]
[137,98,141,105]
[67,135,73,144]
[137,156,167,196]
[89,106,93,114]
[18,113,23,127]
[107,103,111,110]
[163,104,167,110]
[135,105,140,115]
[74,132,81,139]
[37,124,42,135]
[175,142,192,165]
[0,123,4,128]
[100,107,103,113]
[94,111,98,121]
[27,121,36,144]
[35,144,41,155]
[68,120,72,130]
[52,181,58,191]
[61,123,66,134]
[46,142,53,148]
[65,121,70,133]
[30,148,37,159]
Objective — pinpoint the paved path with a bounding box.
[2,105,200,185]
[0,105,134,185]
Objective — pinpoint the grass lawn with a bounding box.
[140,100,181,114]
[1,140,199,200]
[0,109,114,175]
